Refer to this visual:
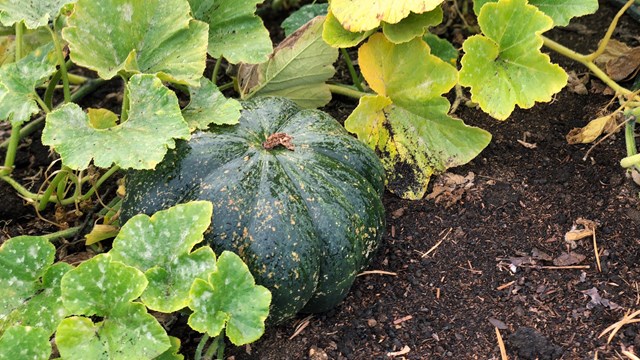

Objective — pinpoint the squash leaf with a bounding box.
[0,236,72,336]
[188,0,272,64]
[110,201,217,313]
[322,10,373,48]
[0,325,51,360]
[0,44,56,126]
[188,251,271,346]
[155,337,184,360]
[330,0,444,32]
[459,0,567,120]
[423,33,458,65]
[58,254,171,359]
[238,16,338,109]
[182,78,242,131]
[347,33,491,199]
[282,3,328,36]
[62,0,208,86]
[474,0,598,26]
[42,74,190,170]
[0,0,74,29]
[382,7,443,44]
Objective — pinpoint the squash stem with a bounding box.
[340,48,364,91]
[211,57,222,85]
[585,0,636,62]
[194,334,209,360]
[1,21,25,177]
[120,76,131,123]
[48,26,71,103]
[327,83,369,99]
[40,226,81,242]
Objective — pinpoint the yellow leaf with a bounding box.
[566,114,620,144]
[330,0,444,32]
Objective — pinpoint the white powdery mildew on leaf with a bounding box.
[0,0,75,28]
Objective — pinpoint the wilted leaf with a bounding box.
[594,39,640,81]
[474,0,598,26]
[189,0,272,64]
[0,325,50,360]
[460,0,567,120]
[62,0,208,86]
[330,0,444,32]
[188,251,271,345]
[553,252,586,266]
[0,44,55,126]
[566,113,621,144]
[346,34,490,199]
[238,16,338,109]
[382,7,442,44]
[0,0,75,28]
[580,287,621,310]
[110,201,216,313]
[282,3,328,36]
[182,77,241,131]
[42,74,190,170]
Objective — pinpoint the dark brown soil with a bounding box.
[1,1,639,359]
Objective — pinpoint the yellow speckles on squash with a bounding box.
[291,252,300,262]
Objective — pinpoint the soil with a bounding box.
[1,1,640,359]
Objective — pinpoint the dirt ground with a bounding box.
[1,1,639,359]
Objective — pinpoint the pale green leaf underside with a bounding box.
[239,16,338,109]
[0,44,56,126]
[188,251,270,346]
[60,254,147,316]
[111,201,216,312]
[382,7,443,44]
[283,3,328,36]
[474,0,598,26]
[0,236,55,327]
[62,0,208,85]
[322,11,372,48]
[331,0,444,32]
[460,0,567,120]
[0,325,50,360]
[182,78,242,131]
[0,0,75,28]
[189,0,272,64]
[42,74,190,170]
[56,305,170,360]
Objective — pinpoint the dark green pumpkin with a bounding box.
[121,97,385,324]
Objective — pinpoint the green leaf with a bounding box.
[423,33,458,65]
[0,0,75,28]
[61,254,147,316]
[0,236,54,327]
[474,0,598,26]
[282,3,328,36]
[330,0,445,32]
[42,74,190,170]
[182,78,241,131]
[382,7,443,44]
[322,10,373,48]
[188,0,272,64]
[238,16,338,109]
[0,325,50,360]
[459,0,567,120]
[110,201,217,313]
[62,0,208,86]
[154,337,183,360]
[0,44,56,126]
[188,251,271,346]
[349,33,491,199]
[56,304,171,360]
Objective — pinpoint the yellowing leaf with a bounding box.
[330,0,444,32]
[459,0,567,120]
[322,10,372,48]
[382,7,443,44]
[566,114,620,144]
[87,108,118,130]
[348,34,491,199]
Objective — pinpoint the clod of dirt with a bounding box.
[509,327,564,360]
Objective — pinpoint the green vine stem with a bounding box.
[194,334,210,360]
[40,226,81,242]
[211,57,222,85]
[120,75,130,123]
[48,26,71,103]
[38,167,73,211]
[621,115,639,169]
[327,83,369,99]
[585,0,636,62]
[340,48,364,91]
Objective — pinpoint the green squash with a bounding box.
[121,97,385,324]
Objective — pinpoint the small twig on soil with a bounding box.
[526,265,591,270]
[593,230,602,272]
[496,281,516,291]
[622,350,640,360]
[393,315,413,325]
[357,270,397,277]
[289,315,313,340]
[387,345,410,358]
[421,227,451,258]
[599,309,640,343]
[495,327,508,360]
